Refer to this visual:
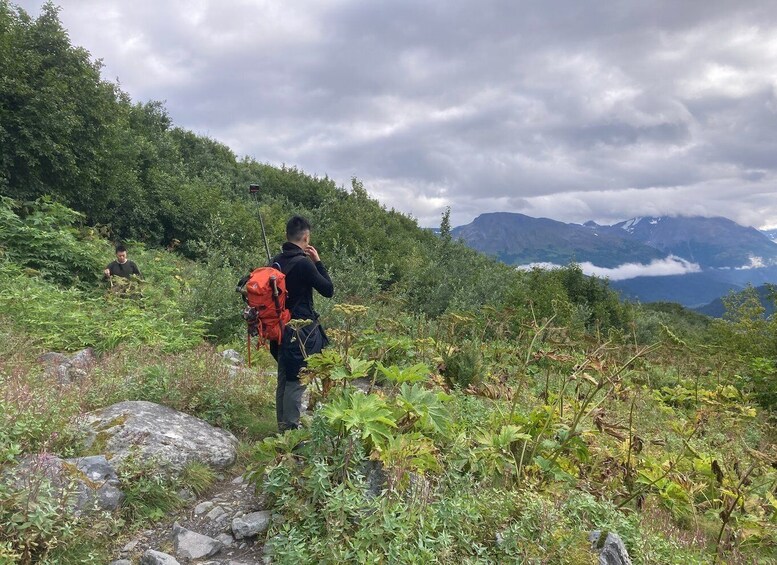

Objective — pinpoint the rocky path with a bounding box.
[112,471,273,565]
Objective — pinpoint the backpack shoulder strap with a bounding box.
[281,254,307,276]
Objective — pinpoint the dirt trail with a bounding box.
[114,470,271,564]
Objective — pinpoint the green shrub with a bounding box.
[441,341,483,389]
[0,456,110,565]
[0,197,104,287]
[738,357,777,411]
[117,455,182,525]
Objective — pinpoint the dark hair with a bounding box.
[286,215,312,241]
[115,244,127,253]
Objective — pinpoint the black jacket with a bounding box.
[271,242,334,320]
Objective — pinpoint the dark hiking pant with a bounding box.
[276,360,306,431]
[271,322,328,432]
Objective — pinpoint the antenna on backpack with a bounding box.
[249,183,272,264]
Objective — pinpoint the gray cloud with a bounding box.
[15,0,777,229]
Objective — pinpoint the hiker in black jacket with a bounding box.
[270,215,334,431]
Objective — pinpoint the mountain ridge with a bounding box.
[453,212,777,270]
[452,213,665,269]
[452,212,777,307]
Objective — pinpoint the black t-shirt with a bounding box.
[106,260,141,279]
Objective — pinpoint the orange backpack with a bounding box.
[243,266,290,345]
[238,256,305,355]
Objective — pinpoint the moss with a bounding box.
[95,413,129,432]
[61,461,100,490]
[81,413,128,456]
[83,430,113,457]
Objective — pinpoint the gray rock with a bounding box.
[6,453,124,514]
[195,501,216,515]
[38,349,96,384]
[82,401,238,473]
[122,539,139,553]
[217,533,235,547]
[207,505,228,523]
[173,523,224,560]
[351,377,373,393]
[222,349,243,365]
[68,367,88,380]
[232,510,272,539]
[63,455,124,510]
[362,460,387,498]
[140,550,181,565]
[53,363,73,384]
[109,561,132,565]
[301,387,310,413]
[69,347,96,370]
[37,351,70,365]
[177,488,196,502]
[589,531,633,565]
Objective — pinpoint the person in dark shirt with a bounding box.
[103,245,141,279]
[270,215,334,431]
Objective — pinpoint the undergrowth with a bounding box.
[1,198,776,563]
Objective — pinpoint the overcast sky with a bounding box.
[15,0,777,229]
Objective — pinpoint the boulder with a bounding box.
[221,349,243,365]
[37,352,70,365]
[63,455,124,511]
[232,510,272,539]
[37,348,96,384]
[589,530,633,565]
[140,550,181,565]
[6,453,123,514]
[173,523,223,560]
[82,401,238,472]
[69,347,96,371]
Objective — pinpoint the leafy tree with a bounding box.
[439,206,452,243]
[0,2,120,211]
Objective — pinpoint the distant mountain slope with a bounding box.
[451,212,664,268]
[612,265,777,308]
[695,284,776,318]
[454,213,777,270]
[761,228,777,243]
[453,212,777,307]
[612,273,744,308]
[606,216,777,268]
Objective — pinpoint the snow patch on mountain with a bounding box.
[736,256,766,269]
[620,217,643,232]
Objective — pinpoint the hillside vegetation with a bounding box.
[1,4,776,564]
